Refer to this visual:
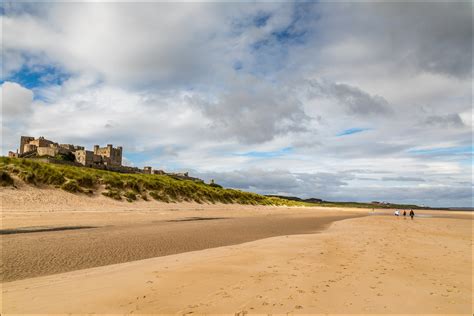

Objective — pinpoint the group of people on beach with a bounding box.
[394,209,415,219]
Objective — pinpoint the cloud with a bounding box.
[307,80,391,116]
[192,80,310,144]
[314,2,472,79]
[1,2,472,207]
[1,81,34,117]
[192,168,471,207]
[381,176,425,182]
[193,168,348,198]
[2,2,299,89]
[424,114,465,128]
[0,81,35,153]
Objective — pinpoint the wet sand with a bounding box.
[1,212,362,282]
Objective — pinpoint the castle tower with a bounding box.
[19,136,35,154]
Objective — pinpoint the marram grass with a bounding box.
[0,157,309,206]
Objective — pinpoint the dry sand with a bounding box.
[1,186,472,314]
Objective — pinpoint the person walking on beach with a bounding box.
[403,210,407,217]
[409,209,415,219]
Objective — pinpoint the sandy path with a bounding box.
[2,215,472,314]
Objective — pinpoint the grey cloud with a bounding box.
[192,168,470,207]
[316,2,472,79]
[424,114,464,128]
[192,83,310,144]
[193,169,349,199]
[381,177,425,182]
[383,2,472,79]
[333,185,472,208]
[307,80,391,116]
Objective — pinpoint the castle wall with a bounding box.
[23,144,38,153]
[29,137,57,149]
[37,147,59,157]
[60,144,84,151]
[37,147,70,157]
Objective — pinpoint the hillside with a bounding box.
[0,157,307,206]
[266,194,431,210]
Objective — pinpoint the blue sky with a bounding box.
[1,2,472,207]
[337,128,370,137]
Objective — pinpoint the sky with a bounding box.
[1,1,472,207]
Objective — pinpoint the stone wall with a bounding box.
[37,146,70,157]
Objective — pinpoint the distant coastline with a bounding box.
[265,194,468,211]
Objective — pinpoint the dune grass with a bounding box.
[0,157,308,206]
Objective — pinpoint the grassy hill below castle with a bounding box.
[0,157,308,206]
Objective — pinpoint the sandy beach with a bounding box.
[1,186,472,314]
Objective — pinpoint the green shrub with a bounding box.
[0,171,14,186]
[124,190,137,202]
[19,171,36,184]
[104,176,124,189]
[77,175,95,188]
[149,191,170,203]
[125,179,141,193]
[47,172,66,185]
[102,189,122,200]
[61,180,82,193]
[55,152,75,162]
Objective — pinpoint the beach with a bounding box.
[1,186,472,314]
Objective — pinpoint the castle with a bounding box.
[8,136,202,181]
[9,136,123,168]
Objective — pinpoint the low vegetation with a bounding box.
[0,170,14,187]
[0,157,308,206]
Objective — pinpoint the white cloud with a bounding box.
[1,81,34,117]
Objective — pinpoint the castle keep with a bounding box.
[10,136,123,168]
